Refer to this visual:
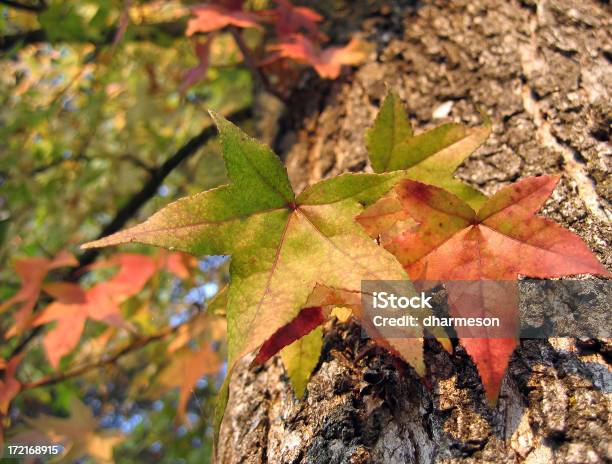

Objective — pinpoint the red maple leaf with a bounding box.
[0,251,77,336]
[253,306,324,365]
[32,283,129,368]
[31,252,192,368]
[358,176,610,402]
[268,34,370,79]
[266,0,323,40]
[186,4,261,36]
[0,354,23,416]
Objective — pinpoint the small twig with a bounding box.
[111,0,131,50]
[9,326,43,360]
[30,152,91,176]
[118,154,156,173]
[0,0,44,12]
[228,26,286,102]
[21,312,200,390]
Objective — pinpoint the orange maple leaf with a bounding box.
[269,35,370,79]
[31,252,193,368]
[32,283,129,368]
[157,344,220,422]
[92,252,193,296]
[0,354,23,416]
[359,176,610,402]
[186,4,261,36]
[0,251,77,336]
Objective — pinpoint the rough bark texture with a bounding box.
[218,0,612,462]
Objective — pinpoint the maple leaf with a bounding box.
[366,90,491,209]
[269,35,371,79]
[360,176,610,402]
[252,299,327,398]
[30,251,191,368]
[0,250,77,335]
[24,397,123,463]
[268,0,323,40]
[32,283,129,368]
[90,253,156,298]
[186,4,261,36]
[0,354,23,416]
[82,112,413,388]
[157,344,221,422]
[92,252,192,296]
[253,282,451,394]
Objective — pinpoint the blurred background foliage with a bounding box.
[0,1,258,462]
[0,1,251,265]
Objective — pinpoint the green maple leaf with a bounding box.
[83,112,411,400]
[367,90,491,209]
[280,326,323,398]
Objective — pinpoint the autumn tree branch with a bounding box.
[21,310,202,390]
[0,0,45,13]
[0,28,46,51]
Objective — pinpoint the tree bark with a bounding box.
[218,0,612,462]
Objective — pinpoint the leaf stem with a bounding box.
[228,26,287,102]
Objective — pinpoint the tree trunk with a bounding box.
[218,0,612,462]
